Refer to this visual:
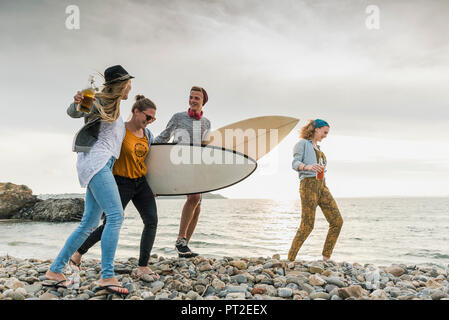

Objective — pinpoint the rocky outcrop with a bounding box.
[0,183,40,219]
[12,198,84,222]
[1,182,84,222]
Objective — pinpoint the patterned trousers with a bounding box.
[288,177,343,261]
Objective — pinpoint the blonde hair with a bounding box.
[300,120,317,140]
[93,80,130,122]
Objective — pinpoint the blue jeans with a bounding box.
[50,157,124,279]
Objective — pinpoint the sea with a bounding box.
[1,197,448,268]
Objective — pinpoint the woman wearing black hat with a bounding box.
[45,65,134,296]
[69,94,160,281]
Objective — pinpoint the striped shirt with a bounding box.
[154,111,211,144]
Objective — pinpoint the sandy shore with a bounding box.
[1,254,448,300]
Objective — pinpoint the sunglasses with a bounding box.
[141,111,155,122]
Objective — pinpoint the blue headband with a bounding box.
[314,119,329,128]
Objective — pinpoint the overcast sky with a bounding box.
[0,0,448,199]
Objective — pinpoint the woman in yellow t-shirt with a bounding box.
[70,95,160,280]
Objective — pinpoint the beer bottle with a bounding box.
[316,157,325,180]
[78,75,97,113]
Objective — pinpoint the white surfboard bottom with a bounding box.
[145,144,257,195]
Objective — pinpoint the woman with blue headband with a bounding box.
[288,119,343,262]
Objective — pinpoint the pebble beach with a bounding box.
[1,254,449,301]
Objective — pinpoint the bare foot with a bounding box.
[99,277,129,295]
[44,270,71,287]
[134,266,160,280]
[69,252,82,272]
[70,252,82,265]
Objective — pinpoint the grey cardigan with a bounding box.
[67,102,102,153]
[291,139,327,180]
[67,102,154,153]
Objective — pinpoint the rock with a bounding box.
[329,288,339,297]
[5,278,24,290]
[255,274,269,283]
[356,274,365,282]
[12,198,85,222]
[326,277,345,288]
[77,293,91,300]
[142,291,154,300]
[298,283,314,294]
[325,284,338,293]
[278,288,293,298]
[39,292,59,300]
[226,285,247,293]
[262,269,275,278]
[286,274,306,286]
[431,290,447,300]
[322,269,335,277]
[338,285,364,299]
[114,265,132,275]
[272,254,281,260]
[229,260,247,270]
[309,274,326,286]
[199,263,213,272]
[203,286,216,297]
[384,265,405,277]
[140,274,156,283]
[0,183,40,219]
[24,283,42,295]
[232,274,248,284]
[251,287,267,295]
[150,281,165,294]
[309,265,324,274]
[426,279,443,289]
[370,289,389,300]
[194,285,206,295]
[212,279,226,291]
[226,292,246,299]
[186,290,200,300]
[310,292,330,300]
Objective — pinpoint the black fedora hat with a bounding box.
[103,65,134,85]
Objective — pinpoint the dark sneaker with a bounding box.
[183,251,199,258]
[175,238,199,258]
[175,238,191,255]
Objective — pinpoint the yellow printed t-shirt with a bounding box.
[113,128,149,178]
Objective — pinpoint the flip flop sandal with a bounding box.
[96,285,129,298]
[42,279,71,289]
[69,258,81,271]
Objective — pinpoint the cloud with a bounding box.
[1,0,448,196]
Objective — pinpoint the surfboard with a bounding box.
[145,144,257,196]
[203,116,299,160]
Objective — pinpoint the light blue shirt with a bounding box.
[292,139,327,181]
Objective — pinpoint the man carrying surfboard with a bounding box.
[154,86,211,258]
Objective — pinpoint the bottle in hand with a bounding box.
[79,75,97,113]
[316,158,324,180]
